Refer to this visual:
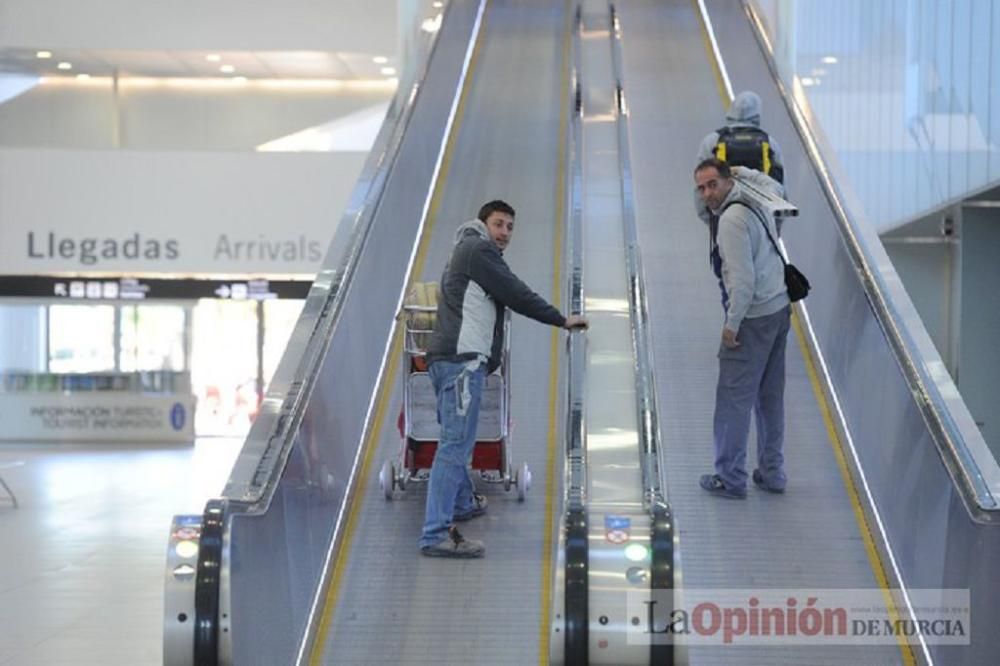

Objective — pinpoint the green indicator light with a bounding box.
[624,543,648,562]
[175,540,199,559]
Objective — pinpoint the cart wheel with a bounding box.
[517,462,532,502]
[398,469,407,491]
[503,464,513,492]
[380,459,395,500]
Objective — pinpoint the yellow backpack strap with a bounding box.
[761,140,772,176]
[714,126,730,163]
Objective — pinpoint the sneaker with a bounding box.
[453,492,488,522]
[420,526,485,559]
[752,469,785,494]
[699,473,747,499]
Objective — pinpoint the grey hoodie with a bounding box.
[427,219,565,373]
[726,90,763,126]
[712,177,790,332]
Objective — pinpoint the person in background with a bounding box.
[696,90,784,184]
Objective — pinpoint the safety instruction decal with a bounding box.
[605,515,631,544]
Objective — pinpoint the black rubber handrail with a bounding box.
[649,505,674,665]
[563,508,589,664]
[194,499,226,666]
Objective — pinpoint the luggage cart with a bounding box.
[380,282,531,501]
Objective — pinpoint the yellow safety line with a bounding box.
[693,2,915,662]
[538,3,573,663]
[307,4,491,663]
[694,0,729,116]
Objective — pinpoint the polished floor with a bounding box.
[0,438,241,666]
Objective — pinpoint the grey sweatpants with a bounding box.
[713,306,791,490]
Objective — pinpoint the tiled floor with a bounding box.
[0,438,241,666]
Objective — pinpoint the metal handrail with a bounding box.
[609,3,668,515]
[565,3,588,516]
[610,6,675,664]
[739,0,1000,522]
[562,7,589,664]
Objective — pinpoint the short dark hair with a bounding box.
[477,199,516,223]
[694,157,731,179]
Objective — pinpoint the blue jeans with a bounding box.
[419,359,485,548]
[713,307,790,490]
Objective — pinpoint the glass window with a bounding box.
[120,304,187,372]
[990,0,1000,181]
[755,0,997,230]
[950,0,972,198]
[968,0,991,189]
[190,300,259,436]
[262,300,305,389]
[0,304,47,373]
[48,305,115,372]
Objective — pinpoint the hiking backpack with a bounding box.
[713,126,784,183]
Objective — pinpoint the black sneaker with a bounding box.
[699,473,747,499]
[453,493,488,522]
[752,469,785,494]
[420,526,485,558]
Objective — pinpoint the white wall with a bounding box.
[0,0,396,53]
[0,148,367,275]
[0,81,393,150]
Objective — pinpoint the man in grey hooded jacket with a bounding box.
[420,199,587,557]
[694,158,790,499]
[695,91,786,310]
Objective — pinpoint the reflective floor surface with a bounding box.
[0,437,241,666]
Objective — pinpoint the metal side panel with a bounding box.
[615,1,904,663]
[317,2,568,663]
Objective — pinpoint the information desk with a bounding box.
[0,371,195,442]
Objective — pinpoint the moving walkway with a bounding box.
[164,2,1000,664]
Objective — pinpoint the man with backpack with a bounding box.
[696,90,784,184]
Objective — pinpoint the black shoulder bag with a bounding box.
[722,200,810,302]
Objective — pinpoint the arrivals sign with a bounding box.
[0,149,365,276]
[23,231,322,269]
